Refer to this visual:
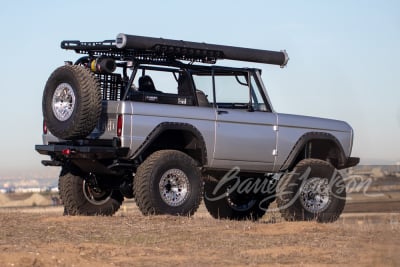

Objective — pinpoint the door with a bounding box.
[212,72,277,171]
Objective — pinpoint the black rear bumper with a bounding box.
[35,139,129,159]
[35,140,131,176]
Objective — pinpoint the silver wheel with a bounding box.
[52,82,76,121]
[134,150,202,216]
[277,159,345,223]
[82,180,112,206]
[300,177,330,213]
[159,168,190,207]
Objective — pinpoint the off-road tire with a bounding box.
[204,177,269,221]
[58,171,123,216]
[134,150,203,216]
[42,65,102,140]
[276,159,346,223]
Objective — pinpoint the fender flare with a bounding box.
[279,132,347,171]
[132,122,208,165]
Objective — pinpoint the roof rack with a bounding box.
[61,33,289,67]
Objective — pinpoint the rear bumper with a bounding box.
[35,139,129,160]
[35,139,131,176]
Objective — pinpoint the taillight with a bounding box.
[62,149,71,156]
[62,148,76,156]
[43,120,48,134]
[117,114,123,137]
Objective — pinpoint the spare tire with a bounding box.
[42,65,102,140]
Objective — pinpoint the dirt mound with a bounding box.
[0,194,11,206]
[0,193,52,207]
[24,193,52,206]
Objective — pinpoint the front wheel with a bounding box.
[133,150,203,216]
[276,159,346,223]
[58,171,123,216]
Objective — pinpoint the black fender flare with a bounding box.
[131,122,208,165]
[279,132,347,171]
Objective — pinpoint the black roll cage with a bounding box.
[65,38,272,110]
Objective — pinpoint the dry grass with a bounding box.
[0,202,399,267]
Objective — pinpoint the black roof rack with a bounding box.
[61,33,289,67]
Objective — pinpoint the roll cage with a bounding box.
[62,34,285,108]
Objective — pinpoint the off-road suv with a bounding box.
[36,33,359,222]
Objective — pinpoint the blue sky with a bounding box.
[0,0,399,178]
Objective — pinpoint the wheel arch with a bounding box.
[132,122,208,166]
[280,132,348,171]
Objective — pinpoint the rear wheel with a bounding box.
[42,65,102,140]
[276,159,346,223]
[133,150,203,216]
[58,171,123,216]
[204,176,269,221]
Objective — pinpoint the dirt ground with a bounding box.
[0,201,399,267]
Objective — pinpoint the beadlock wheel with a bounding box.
[299,177,330,213]
[52,83,76,121]
[159,168,190,207]
[133,150,203,216]
[276,158,346,223]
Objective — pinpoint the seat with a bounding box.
[138,75,161,93]
[196,90,211,107]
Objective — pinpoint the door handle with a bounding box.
[218,110,229,115]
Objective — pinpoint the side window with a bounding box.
[192,72,269,111]
[214,74,249,105]
[214,73,268,111]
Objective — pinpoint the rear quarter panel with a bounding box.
[126,102,216,162]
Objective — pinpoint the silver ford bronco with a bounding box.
[36,33,359,222]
